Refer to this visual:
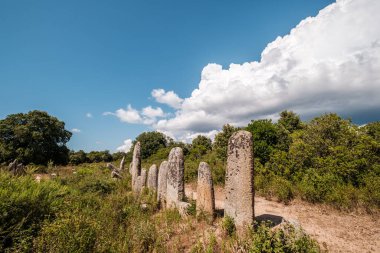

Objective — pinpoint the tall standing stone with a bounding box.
[225,130,254,229]
[147,164,158,191]
[166,147,185,208]
[157,161,168,206]
[131,142,141,192]
[135,168,147,194]
[141,168,147,188]
[196,162,215,218]
[119,156,125,171]
[157,161,168,207]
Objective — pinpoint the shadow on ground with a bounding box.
[255,214,283,227]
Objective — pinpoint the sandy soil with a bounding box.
[186,184,380,253]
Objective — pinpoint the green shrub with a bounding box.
[361,173,380,210]
[255,174,294,204]
[326,183,360,211]
[34,212,99,253]
[0,172,68,252]
[248,222,320,253]
[298,170,337,203]
[271,177,294,204]
[78,179,116,195]
[222,216,236,236]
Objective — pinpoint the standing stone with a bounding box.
[196,162,215,218]
[141,168,147,189]
[135,168,147,194]
[119,156,125,171]
[8,159,25,176]
[131,142,141,192]
[224,130,254,229]
[157,161,168,207]
[107,163,122,179]
[147,164,158,191]
[166,147,185,208]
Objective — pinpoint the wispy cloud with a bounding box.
[86,113,93,118]
[71,128,81,133]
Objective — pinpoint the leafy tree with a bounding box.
[133,131,168,159]
[362,121,380,142]
[189,135,212,159]
[112,151,126,161]
[213,124,238,161]
[246,119,278,164]
[0,110,72,165]
[278,110,302,133]
[87,151,112,163]
[192,135,212,151]
[69,150,87,165]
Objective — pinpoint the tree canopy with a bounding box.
[133,131,168,159]
[0,110,72,165]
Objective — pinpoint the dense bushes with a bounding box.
[0,172,69,251]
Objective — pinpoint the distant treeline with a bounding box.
[120,111,380,212]
[1,110,379,211]
[69,150,125,165]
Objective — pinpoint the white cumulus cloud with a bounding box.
[117,139,133,153]
[104,105,165,125]
[151,89,183,109]
[155,0,380,138]
[71,128,81,133]
[103,105,142,124]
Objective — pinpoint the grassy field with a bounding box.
[0,164,321,253]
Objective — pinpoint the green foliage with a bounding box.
[0,171,69,252]
[246,119,279,164]
[213,124,238,161]
[34,212,99,253]
[247,222,320,253]
[86,150,113,163]
[69,150,87,165]
[189,135,212,160]
[134,131,168,159]
[222,216,236,236]
[362,121,380,142]
[278,110,302,133]
[192,135,212,152]
[0,110,72,165]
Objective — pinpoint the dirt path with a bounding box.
[185,184,380,253]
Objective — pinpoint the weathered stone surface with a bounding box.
[107,162,123,179]
[131,142,141,192]
[224,130,255,229]
[196,162,215,217]
[141,168,147,188]
[135,168,147,194]
[106,163,118,171]
[8,159,25,176]
[157,161,168,207]
[166,147,185,209]
[111,170,122,179]
[177,201,191,216]
[129,162,132,174]
[119,156,125,171]
[147,164,158,191]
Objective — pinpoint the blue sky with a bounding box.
[1,0,379,152]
